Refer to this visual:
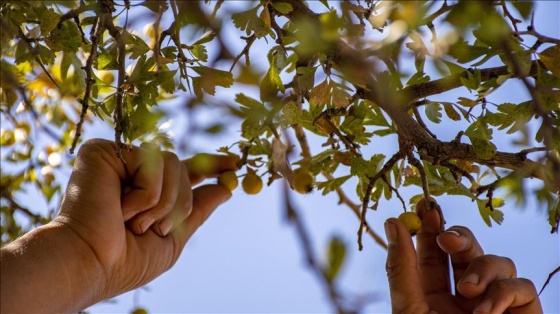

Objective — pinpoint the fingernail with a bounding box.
[157,218,174,237]
[474,298,493,314]
[443,230,461,237]
[139,217,155,234]
[461,272,480,285]
[384,220,397,245]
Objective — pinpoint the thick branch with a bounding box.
[401,61,540,105]
[281,0,556,191]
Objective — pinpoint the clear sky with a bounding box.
[78,1,560,313]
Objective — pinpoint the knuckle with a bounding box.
[145,190,161,208]
[77,138,109,156]
[492,278,514,291]
[517,278,537,292]
[162,151,180,164]
[385,263,411,280]
[182,200,193,217]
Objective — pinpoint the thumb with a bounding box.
[173,184,232,246]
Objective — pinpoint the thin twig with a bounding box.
[282,184,353,314]
[70,16,102,154]
[229,34,256,72]
[358,152,403,250]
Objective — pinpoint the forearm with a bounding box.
[0,221,106,313]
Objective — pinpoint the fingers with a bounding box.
[172,184,232,250]
[456,254,517,298]
[415,198,451,295]
[385,218,429,314]
[124,149,237,236]
[184,153,240,185]
[437,226,484,286]
[128,152,191,236]
[120,147,164,219]
[474,278,542,314]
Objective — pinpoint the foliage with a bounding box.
[1,0,560,311]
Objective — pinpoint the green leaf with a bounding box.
[442,60,466,75]
[38,8,60,36]
[280,101,301,126]
[260,61,284,101]
[192,30,216,45]
[154,70,177,93]
[97,48,118,70]
[460,69,481,91]
[192,66,234,96]
[351,154,385,178]
[425,102,442,123]
[15,41,33,64]
[477,200,504,227]
[465,119,493,141]
[296,66,317,90]
[127,34,151,60]
[45,20,81,53]
[125,102,162,142]
[316,175,352,196]
[512,1,534,19]
[36,44,56,65]
[190,44,208,62]
[470,138,497,160]
[272,2,293,14]
[449,39,492,64]
[472,12,510,48]
[325,236,346,281]
[232,5,270,38]
[236,93,263,109]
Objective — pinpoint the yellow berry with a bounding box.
[293,170,314,194]
[242,171,263,195]
[99,71,114,84]
[0,129,15,146]
[218,170,238,191]
[131,308,148,314]
[398,212,422,236]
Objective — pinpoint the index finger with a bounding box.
[416,198,451,295]
[183,154,240,185]
[437,226,485,285]
[385,218,429,314]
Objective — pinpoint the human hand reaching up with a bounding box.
[1,138,238,312]
[385,198,542,314]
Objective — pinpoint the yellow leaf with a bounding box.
[539,45,560,79]
[309,79,330,106]
[260,7,271,28]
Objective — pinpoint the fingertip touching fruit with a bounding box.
[398,212,422,236]
[293,170,315,194]
[242,171,263,195]
[218,170,238,191]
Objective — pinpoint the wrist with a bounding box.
[49,220,109,310]
[1,221,107,312]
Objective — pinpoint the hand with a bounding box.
[384,198,542,314]
[55,139,238,302]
